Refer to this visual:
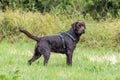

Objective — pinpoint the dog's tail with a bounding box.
[19,29,40,42]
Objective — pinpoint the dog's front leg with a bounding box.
[43,50,51,66]
[66,50,73,66]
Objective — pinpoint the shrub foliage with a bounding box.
[0,11,120,49]
[0,0,120,19]
[0,0,119,49]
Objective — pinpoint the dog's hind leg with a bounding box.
[28,54,41,65]
[28,48,41,65]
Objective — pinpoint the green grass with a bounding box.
[0,41,120,80]
[0,9,119,80]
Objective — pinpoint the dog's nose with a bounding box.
[81,26,85,30]
[81,26,85,33]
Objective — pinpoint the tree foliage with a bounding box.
[0,0,120,19]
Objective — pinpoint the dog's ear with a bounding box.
[71,22,79,30]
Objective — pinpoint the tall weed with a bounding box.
[81,20,120,49]
[0,10,119,49]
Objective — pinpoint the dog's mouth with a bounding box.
[82,30,85,34]
[78,30,85,34]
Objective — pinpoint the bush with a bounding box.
[0,10,119,49]
[81,20,120,49]
[0,0,120,19]
[0,10,74,42]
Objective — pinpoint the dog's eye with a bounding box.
[79,25,82,28]
[78,24,81,27]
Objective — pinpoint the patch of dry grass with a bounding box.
[0,10,120,49]
[89,54,117,64]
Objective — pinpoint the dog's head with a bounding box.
[72,21,86,35]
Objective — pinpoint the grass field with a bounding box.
[0,41,120,80]
[0,10,120,80]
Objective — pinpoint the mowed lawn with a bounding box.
[0,41,120,80]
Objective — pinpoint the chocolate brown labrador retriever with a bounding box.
[20,21,86,66]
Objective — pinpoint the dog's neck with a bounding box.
[67,28,81,43]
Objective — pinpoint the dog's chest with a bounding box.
[45,36,67,53]
[50,40,66,53]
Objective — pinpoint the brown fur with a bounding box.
[20,21,86,66]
